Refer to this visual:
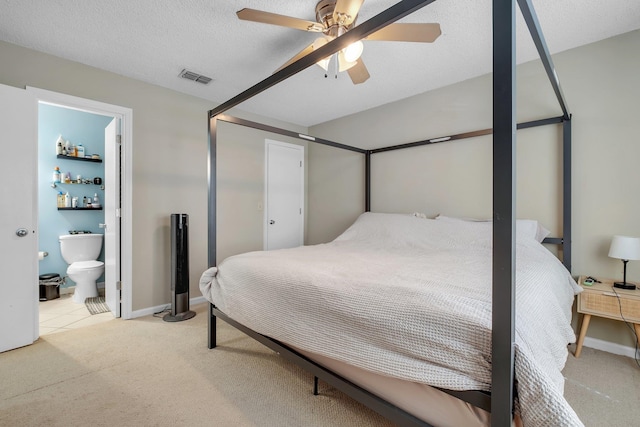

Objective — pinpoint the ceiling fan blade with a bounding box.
[347,59,370,85]
[333,0,365,26]
[274,43,316,73]
[366,23,441,43]
[237,8,323,32]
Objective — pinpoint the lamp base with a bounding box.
[613,282,637,290]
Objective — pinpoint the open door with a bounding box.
[0,84,38,352]
[104,118,121,317]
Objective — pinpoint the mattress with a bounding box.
[200,212,584,426]
[296,346,494,427]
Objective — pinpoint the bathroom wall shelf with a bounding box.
[51,182,105,190]
[53,181,103,185]
[58,207,103,211]
[57,154,102,163]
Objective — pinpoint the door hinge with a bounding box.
[116,281,122,290]
[116,135,122,145]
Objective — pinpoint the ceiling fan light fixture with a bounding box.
[316,57,331,71]
[337,51,357,72]
[342,40,363,62]
[313,37,331,71]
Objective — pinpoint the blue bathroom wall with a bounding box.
[38,104,113,289]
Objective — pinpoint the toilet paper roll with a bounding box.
[38,251,48,260]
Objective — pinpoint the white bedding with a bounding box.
[200,212,584,426]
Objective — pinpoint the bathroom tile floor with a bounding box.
[39,293,113,336]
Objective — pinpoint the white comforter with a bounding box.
[200,213,584,426]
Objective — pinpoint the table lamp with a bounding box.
[608,235,640,290]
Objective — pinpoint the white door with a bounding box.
[104,119,120,317]
[0,84,38,353]
[264,140,304,250]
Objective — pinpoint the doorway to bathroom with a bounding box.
[29,87,133,332]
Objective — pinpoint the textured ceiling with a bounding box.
[1,0,639,126]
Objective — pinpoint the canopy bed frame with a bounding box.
[205,1,572,426]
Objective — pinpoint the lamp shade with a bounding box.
[608,235,640,261]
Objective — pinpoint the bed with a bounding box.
[200,213,582,426]
[203,1,577,426]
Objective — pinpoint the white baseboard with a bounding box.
[129,295,207,319]
[190,295,207,306]
[583,336,638,359]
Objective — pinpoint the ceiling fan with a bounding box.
[237,0,441,84]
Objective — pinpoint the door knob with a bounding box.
[269,220,275,225]
[15,228,29,237]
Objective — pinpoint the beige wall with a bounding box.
[216,121,308,262]
[306,143,364,244]
[0,40,306,312]
[309,30,640,348]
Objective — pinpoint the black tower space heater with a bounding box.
[163,214,196,322]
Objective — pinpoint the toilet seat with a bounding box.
[68,260,104,272]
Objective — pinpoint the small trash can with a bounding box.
[39,273,62,301]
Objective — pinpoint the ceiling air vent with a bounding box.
[179,69,213,85]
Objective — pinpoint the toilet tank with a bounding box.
[59,234,103,264]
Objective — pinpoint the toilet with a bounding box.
[59,234,105,303]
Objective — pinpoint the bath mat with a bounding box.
[85,296,110,315]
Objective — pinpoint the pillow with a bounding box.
[410,212,429,219]
[519,219,551,243]
[435,215,550,243]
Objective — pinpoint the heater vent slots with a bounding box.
[179,69,213,85]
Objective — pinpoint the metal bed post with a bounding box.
[492,0,516,426]
[365,151,371,212]
[518,0,573,270]
[562,118,572,271]
[208,114,218,350]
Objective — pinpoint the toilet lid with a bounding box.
[69,260,104,270]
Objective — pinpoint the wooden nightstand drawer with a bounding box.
[578,291,640,323]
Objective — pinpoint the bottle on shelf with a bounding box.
[56,135,64,155]
[64,192,71,207]
[57,192,65,208]
[77,144,85,158]
[52,166,61,183]
[65,140,72,156]
[92,193,101,208]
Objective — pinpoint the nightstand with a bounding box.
[575,275,640,357]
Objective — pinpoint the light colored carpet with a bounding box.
[563,344,640,427]
[0,302,638,426]
[0,303,392,427]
